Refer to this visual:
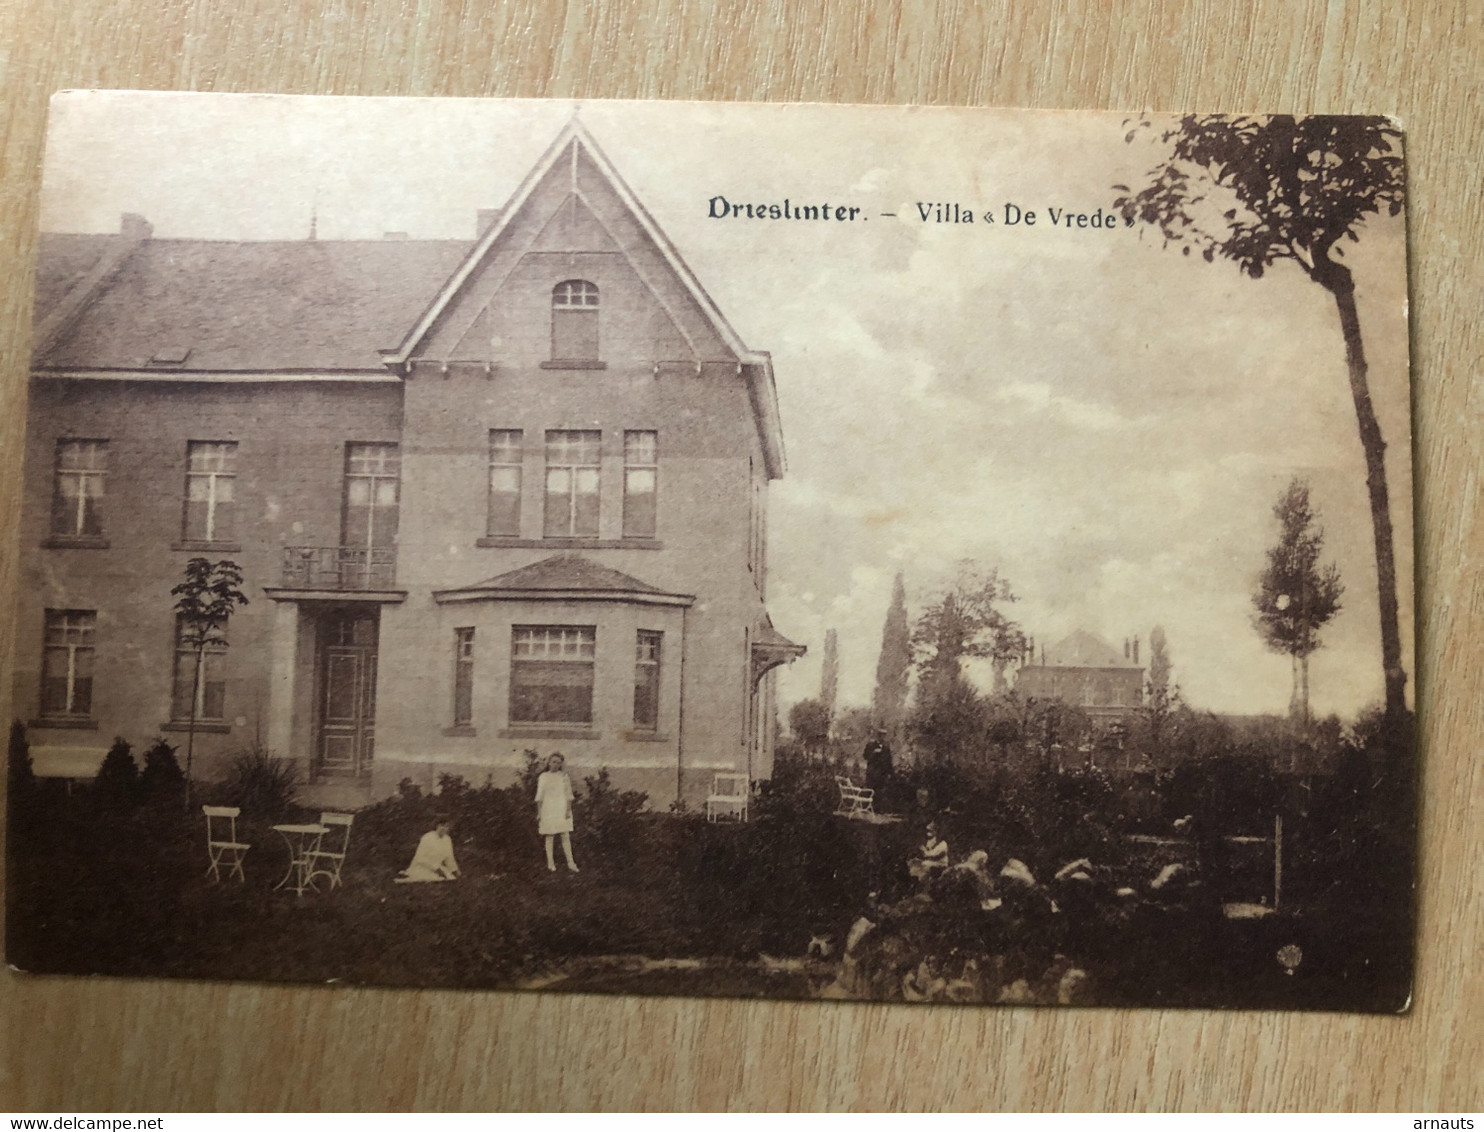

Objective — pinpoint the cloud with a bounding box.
[994,380,1132,432]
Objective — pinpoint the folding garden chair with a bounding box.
[304,811,353,890]
[203,805,250,883]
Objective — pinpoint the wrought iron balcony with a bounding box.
[282,546,397,591]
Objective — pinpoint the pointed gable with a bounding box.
[383,119,787,478]
[385,123,746,367]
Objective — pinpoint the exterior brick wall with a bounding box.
[15,378,402,780]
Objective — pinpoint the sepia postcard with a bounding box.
[5,93,1415,1011]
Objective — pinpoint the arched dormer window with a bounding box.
[551,279,600,364]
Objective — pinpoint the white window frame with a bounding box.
[171,615,228,722]
[51,439,107,538]
[623,430,658,539]
[41,609,97,718]
[633,629,662,730]
[487,430,523,537]
[544,430,601,538]
[510,625,597,725]
[453,627,476,726]
[183,440,238,543]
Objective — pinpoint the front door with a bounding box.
[316,608,378,778]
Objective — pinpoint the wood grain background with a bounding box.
[0,0,1479,1112]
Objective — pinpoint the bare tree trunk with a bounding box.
[1289,654,1301,720]
[185,645,203,813]
[1300,652,1311,725]
[1329,274,1407,720]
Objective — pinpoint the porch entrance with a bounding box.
[315,608,379,779]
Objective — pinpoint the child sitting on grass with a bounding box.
[396,817,460,882]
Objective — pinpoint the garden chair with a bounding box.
[304,811,354,890]
[202,805,250,883]
[706,773,749,822]
[835,776,875,819]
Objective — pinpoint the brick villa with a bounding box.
[14,120,804,807]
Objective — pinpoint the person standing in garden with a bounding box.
[535,752,580,873]
[863,728,893,800]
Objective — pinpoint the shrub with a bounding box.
[8,720,35,806]
[576,767,648,857]
[94,736,140,808]
[355,768,543,879]
[513,749,544,798]
[138,738,186,805]
[756,747,839,819]
[218,744,299,817]
[7,720,41,837]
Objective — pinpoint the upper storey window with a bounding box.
[551,280,600,363]
[51,440,107,539]
[183,441,238,543]
[544,430,601,538]
[339,444,400,589]
[623,431,658,539]
[487,430,523,538]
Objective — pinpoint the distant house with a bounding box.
[1015,630,1144,720]
[15,120,804,807]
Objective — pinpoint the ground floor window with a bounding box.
[171,616,226,722]
[453,627,475,725]
[633,630,662,729]
[41,609,96,718]
[511,625,596,725]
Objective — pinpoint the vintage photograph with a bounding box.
[5,94,1414,1010]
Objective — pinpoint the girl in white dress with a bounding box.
[535,753,579,873]
[396,818,460,882]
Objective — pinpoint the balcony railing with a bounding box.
[282,546,397,591]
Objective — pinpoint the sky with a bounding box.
[37,93,1414,719]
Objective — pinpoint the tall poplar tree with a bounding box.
[1253,479,1344,723]
[872,572,911,731]
[819,628,840,724]
[1143,625,1178,750]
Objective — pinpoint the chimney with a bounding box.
[1124,637,1130,659]
[120,213,153,241]
[477,208,502,237]
[1133,635,1140,665]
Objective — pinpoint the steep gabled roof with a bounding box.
[433,554,694,607]
[1041,629,1141,669]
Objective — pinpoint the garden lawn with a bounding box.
[5,805,876,994]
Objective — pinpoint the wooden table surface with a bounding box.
[0,0,1479,1113]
